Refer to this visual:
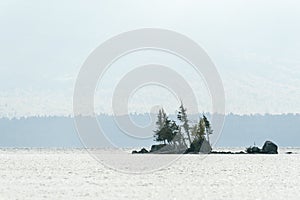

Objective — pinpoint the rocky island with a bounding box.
[132,102,279,155]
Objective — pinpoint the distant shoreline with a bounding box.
[0,147,299,154]
[1,114,300,147]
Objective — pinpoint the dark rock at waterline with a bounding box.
[151,144,187,154]
[262,141,278,154]
[246,146,261,154]
[150,144,166,152]
[140,148,149,153]
[133,144,187,154]
[199,139,212,153]
[246,141,278,154]
[184,139,212,154]
[132,148,149,154]
[133,140,278,155]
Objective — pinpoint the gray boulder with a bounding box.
[150,144,166,152]
[262,141,278,154]
[246,146,261,154]
[151,144,186,154]
[199,139,212,153]
[246,141,278,154]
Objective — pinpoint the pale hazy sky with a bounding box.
[0,0,299,117]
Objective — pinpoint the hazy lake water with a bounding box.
[0,148,299,200]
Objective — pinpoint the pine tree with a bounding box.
[154,109,176,144]
[177,102,192,146]
[203,114,213,145]
[191,117,206,141]
[156,109,165,131]
[154,109,166,143]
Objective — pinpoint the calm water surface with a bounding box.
[0,148,299,200]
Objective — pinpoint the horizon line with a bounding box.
[1,112,300,120]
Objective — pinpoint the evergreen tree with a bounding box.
[156,109,165,131]
[177,102,192,145]
[191,117,206,141]
[154,109,176,144]
[203,114,213,145]
[173,127,188,148]
[154,109,166,143]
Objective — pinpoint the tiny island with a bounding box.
[132,102,278,155]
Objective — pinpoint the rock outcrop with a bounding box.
[150,144,166,152]
[184,139,212,154]
[150,144,187,154]
[261,141,278,154]
[132,144,187,154]
[246,141,278,154]
[246,146,262,154]
[132,140,278,155]
[132,148,149,154]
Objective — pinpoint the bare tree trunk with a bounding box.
[206,131,210,145]
[180,126,188,148]
[186,131,192,146]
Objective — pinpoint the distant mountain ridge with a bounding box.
[0,114,299,147]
